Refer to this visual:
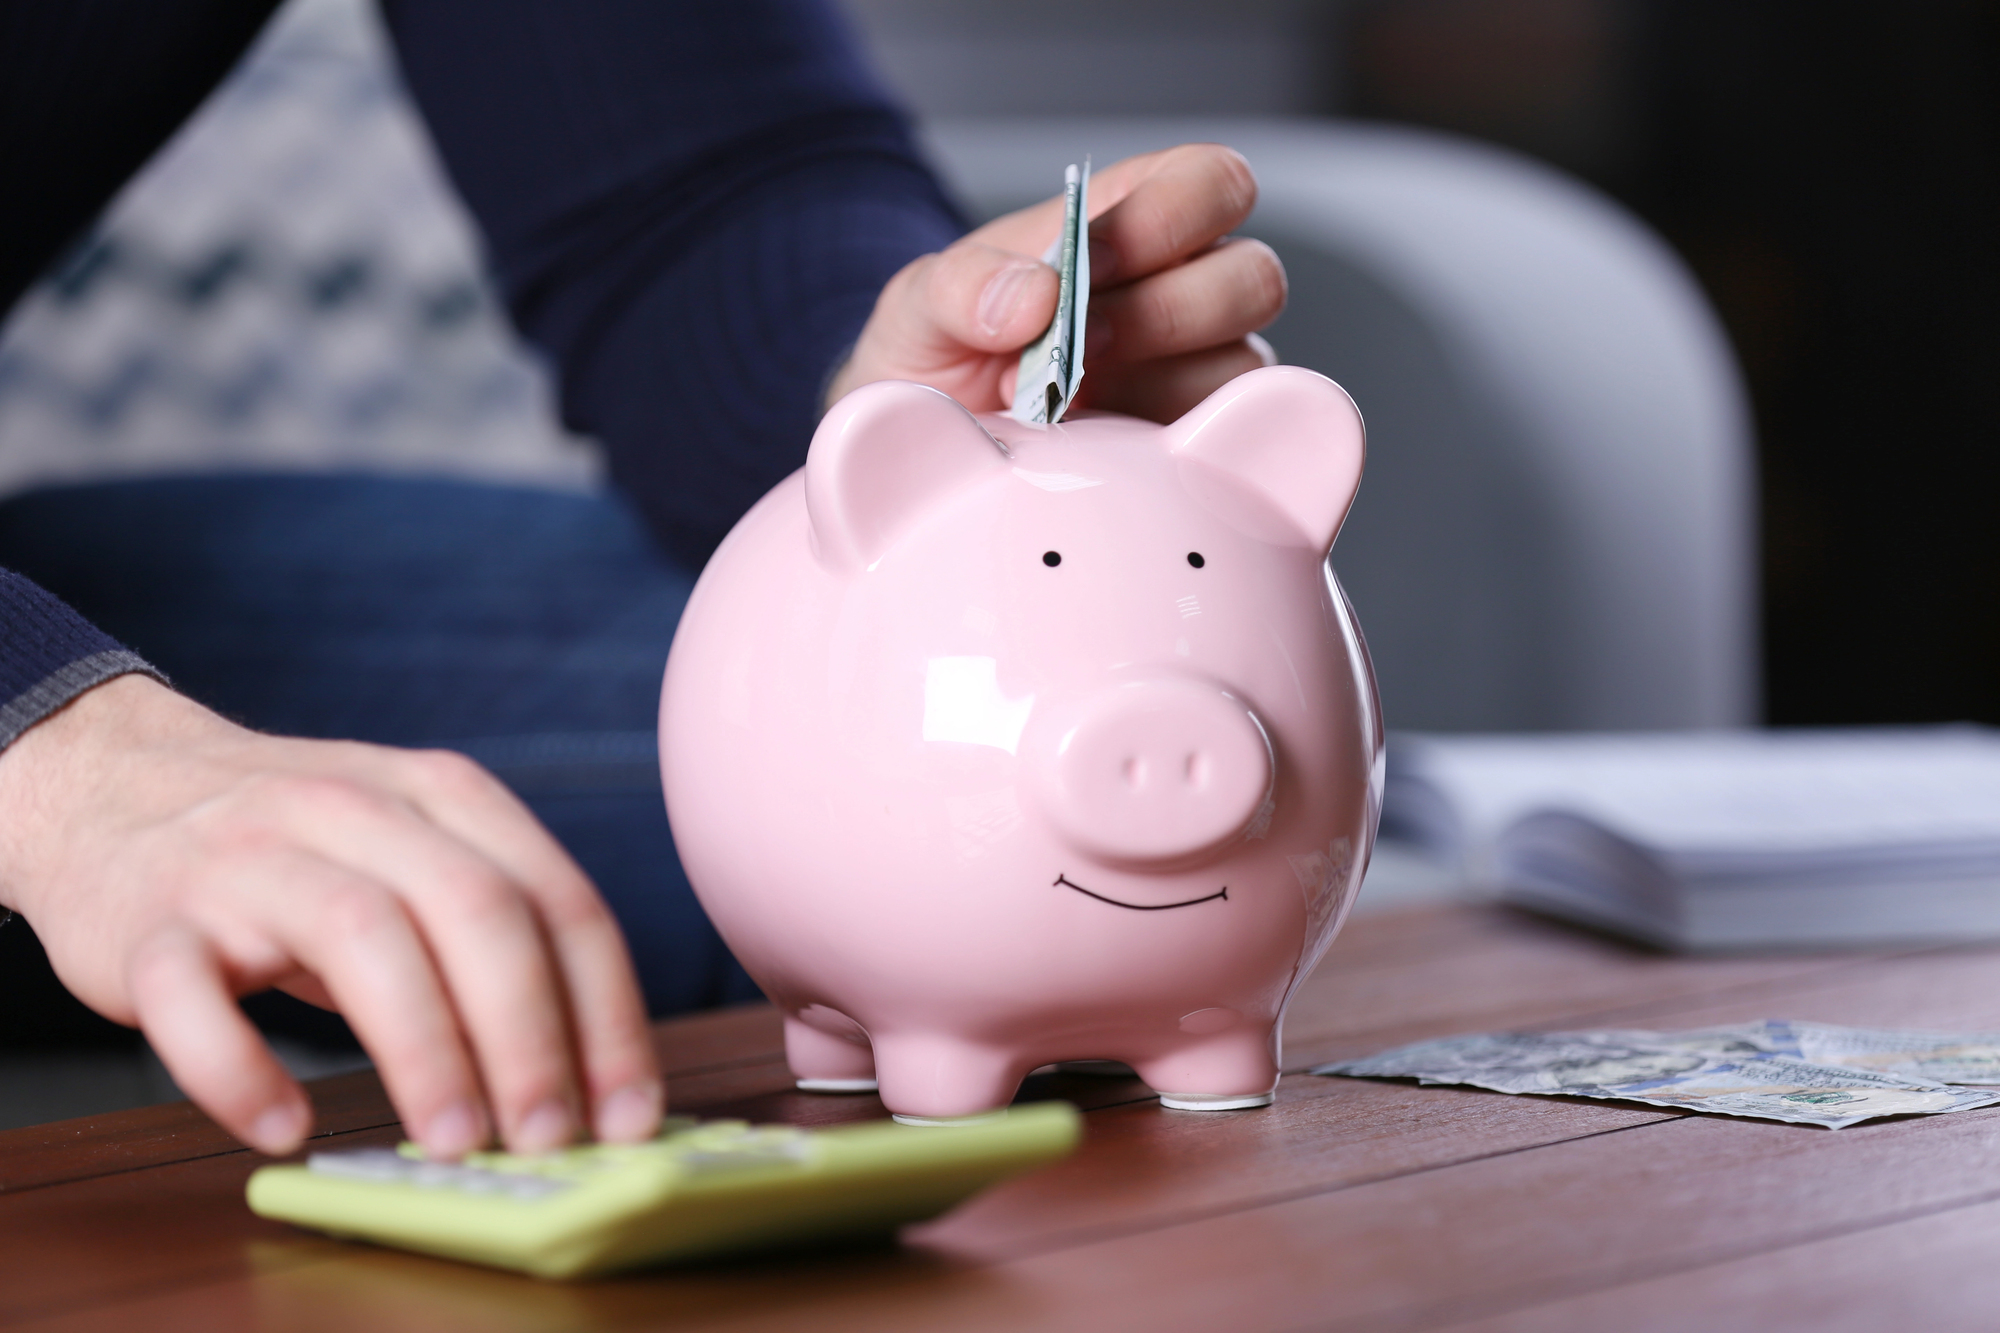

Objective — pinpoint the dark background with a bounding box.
[1340,0,2000,725]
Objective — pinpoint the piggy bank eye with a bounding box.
[1187,552,1206,569]
[1042,551,1062,567]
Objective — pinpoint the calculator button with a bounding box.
[309,1149,570,1200]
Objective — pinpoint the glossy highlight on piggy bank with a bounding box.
[660,365,1382,1121]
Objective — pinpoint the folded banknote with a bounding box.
[1012,159,1090,426]
[1315,1024,2000,1129]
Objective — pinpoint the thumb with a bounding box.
[880,240,1057,362]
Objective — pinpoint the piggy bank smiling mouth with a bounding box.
[1054,874,1229,911]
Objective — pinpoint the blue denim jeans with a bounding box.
[0,473,761,1044]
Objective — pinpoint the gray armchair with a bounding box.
[925,118,1758,733]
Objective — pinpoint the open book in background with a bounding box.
[1379,727,2000,951]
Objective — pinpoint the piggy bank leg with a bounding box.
[785,1010,878,1094]
[1135,1030,1280,1112]
[872,1035,1025,1124]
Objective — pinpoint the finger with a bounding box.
[536,895,662,1141]
[276,974,339,1010]
[1080,337,1276,424]
[264,768,584,1154]
[1087,238,1286,366]
[979,143,1259,295]
[1089,144,1258,285]
[871,242,1060,370]
[978,145,1259,294]
[240,851,494,1159]
[967,146,1176,255]
[380,750,665,1142]
[128,922,312,1155]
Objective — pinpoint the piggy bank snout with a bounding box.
[1037,680,1273,867]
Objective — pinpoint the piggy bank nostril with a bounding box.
[1185,752,1207,788]
[1122,756,1146,789]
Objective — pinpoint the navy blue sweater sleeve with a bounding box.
[379,0,966,566]
[0,572,164,753]
[0,2,260,749]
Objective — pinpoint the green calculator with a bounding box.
[247,1102,1080,1279]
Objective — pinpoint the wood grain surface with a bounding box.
[8,903,1999,1333]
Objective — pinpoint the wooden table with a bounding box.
[10,903,2000,1332]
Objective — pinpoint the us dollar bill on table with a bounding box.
[1012,159,1091,426]
[1662,1019,2000,1086]
[1315,1027,2000,1130]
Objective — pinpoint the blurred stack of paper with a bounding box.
[1381,727,2000,950]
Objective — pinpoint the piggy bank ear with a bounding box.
[1166,365,1366,553]
[806,380,1008,571]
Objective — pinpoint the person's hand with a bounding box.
[827,142,1285,423]
[0,675,661,1159]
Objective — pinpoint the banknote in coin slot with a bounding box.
[1013,159,1091,426]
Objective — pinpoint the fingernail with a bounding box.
[515,1098,572,1153]
[249,1101,308,1155]
[1085,310,1112,359]
[977,260,1040,339]
[597,1082,664,1143]
[424,1098,484,1160]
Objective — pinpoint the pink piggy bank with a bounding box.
[660,365,1381,1122]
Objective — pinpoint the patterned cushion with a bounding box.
[0,0,598,499]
